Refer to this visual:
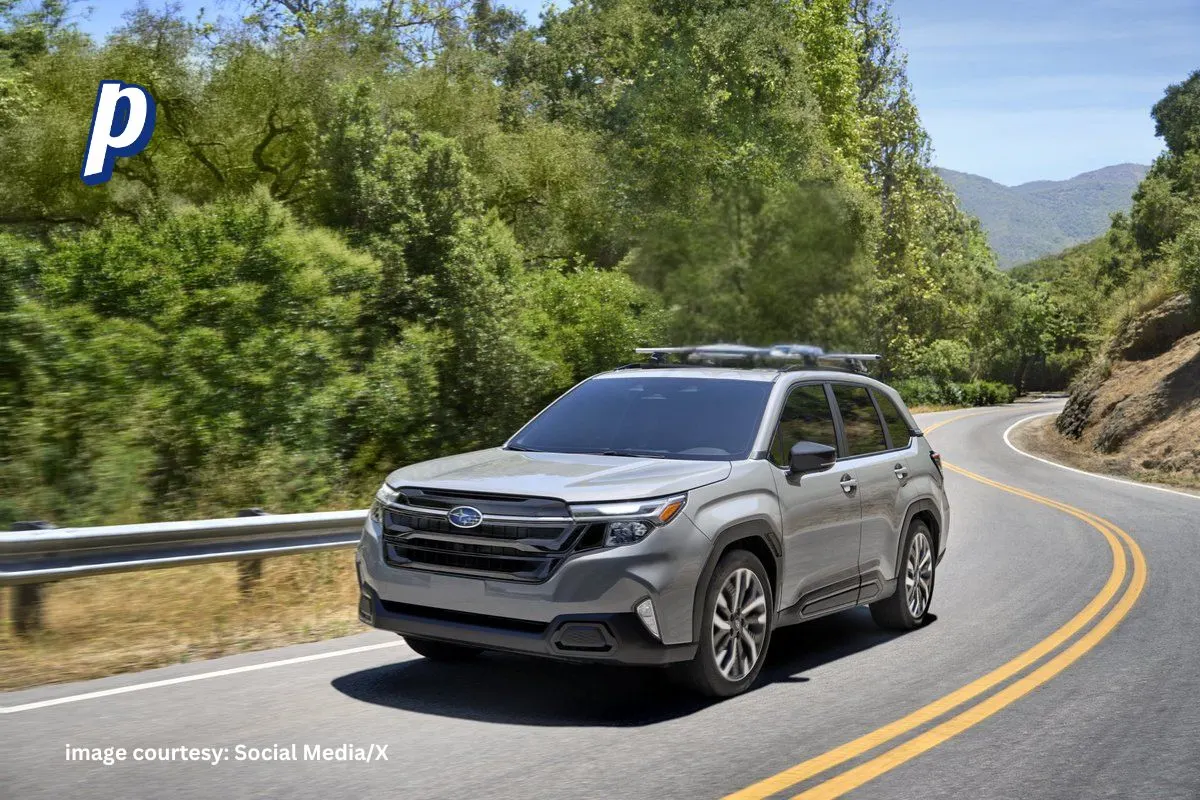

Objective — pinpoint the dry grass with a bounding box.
[0,550,365,691]
[1105,276,1182,340]
[908,404,966,414]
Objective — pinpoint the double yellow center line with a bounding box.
[724,411,1147,800]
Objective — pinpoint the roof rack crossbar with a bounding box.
[630,344,882,373]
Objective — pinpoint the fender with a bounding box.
[689,519,783,643]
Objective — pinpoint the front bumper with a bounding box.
[359,585,696,665]
[356,510,710,663]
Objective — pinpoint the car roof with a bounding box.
[591,367,881,384]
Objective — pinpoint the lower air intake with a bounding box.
[552,622,614,652]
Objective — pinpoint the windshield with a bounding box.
[508,376,772,461]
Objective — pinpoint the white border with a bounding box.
[1003,411,1200,502]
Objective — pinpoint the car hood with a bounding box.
[385,448,731,503]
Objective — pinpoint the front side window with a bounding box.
[508,377,773,461]
[873,390,913,449]
[832,384,888,456]
[769,384,837,467]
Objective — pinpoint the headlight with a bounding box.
[605,520,653,546]
[370,484,401,525]
[570,494,687,548]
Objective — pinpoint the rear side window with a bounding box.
[873,391,913,449]
[769,384,837,467]
[832,385,888,456]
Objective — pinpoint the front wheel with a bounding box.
[871,520,935,630]
[672,550,774,697]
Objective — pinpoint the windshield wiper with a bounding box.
[594,449,668,458]
[505,444,543,452]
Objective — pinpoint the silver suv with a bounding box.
[356,345,949,697]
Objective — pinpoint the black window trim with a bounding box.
[870,387,917,452]
[764,380,843,468]
[829,382,905,461]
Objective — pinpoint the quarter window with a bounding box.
[832,385,888,456]
[873,391,913,450]
[769,384,837,467]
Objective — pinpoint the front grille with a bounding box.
[396,486,570,518]
[388,537,562,581]
[386,511,558,542]
[380,491,595,582]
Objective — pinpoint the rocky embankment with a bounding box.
[1053,293,1200,486]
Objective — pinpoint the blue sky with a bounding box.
[74,0,1200,185]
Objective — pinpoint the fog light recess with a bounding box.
[635,598,660,641]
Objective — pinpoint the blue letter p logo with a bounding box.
[80,81,157,186]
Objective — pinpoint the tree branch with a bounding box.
[155,96,229,185]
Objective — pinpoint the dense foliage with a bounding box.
[0,0,1067,525]
[1012,69,1200,379]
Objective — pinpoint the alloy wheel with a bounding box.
[905,530,934,618]
[712,567,768,681]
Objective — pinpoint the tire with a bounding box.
[672,549,774,698]
[870,520,935,630]
[403,636,484,661]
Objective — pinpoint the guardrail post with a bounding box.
[236,508,266,596]
[11,521,54,635]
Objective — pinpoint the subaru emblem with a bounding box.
[448,506,484,529]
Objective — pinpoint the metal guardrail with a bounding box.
[0,510,367,586]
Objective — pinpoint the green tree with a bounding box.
[1152,70,1200,159]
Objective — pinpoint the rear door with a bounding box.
[870,388,924,583]
[828,383,908,604]
[768,382,863,615]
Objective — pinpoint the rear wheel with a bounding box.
[403,636,483,661]
[870,520,935,630]
[673,550,773,697]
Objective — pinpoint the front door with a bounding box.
[768,382,863,615]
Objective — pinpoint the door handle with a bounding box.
[893,463,908,481]
[839,474,858,494]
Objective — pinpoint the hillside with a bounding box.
[938,164,1148,268]
[1017,294,1200,489]
[1010,71,1200,486]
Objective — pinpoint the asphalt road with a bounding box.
[4,400,1199,799]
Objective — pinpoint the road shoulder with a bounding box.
[1009,413,1200,497]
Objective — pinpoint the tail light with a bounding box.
[930,450,943,477]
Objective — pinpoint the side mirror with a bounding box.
[788,441,837,475]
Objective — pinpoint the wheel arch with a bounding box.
[690,520,782,643]
[896,498,942,575]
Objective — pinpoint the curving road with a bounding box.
[4,400,1199,799]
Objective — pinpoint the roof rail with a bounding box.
[630,344,882,373]
[815,353,882,373]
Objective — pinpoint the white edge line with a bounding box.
[1003,412,1200,502]
[0,640,406,715]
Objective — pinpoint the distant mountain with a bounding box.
[937,163,1149,269]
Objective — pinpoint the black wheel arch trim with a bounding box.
[897,498,943,573]
[690,519,782,642]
